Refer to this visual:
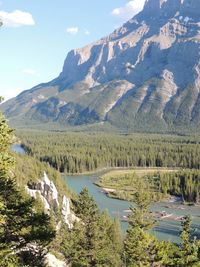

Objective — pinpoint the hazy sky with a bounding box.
[0,0,145,100]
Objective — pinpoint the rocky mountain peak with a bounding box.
[1,0,200,133]
[57,0,200,90]
[143,0,200,19]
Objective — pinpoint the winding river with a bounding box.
[13,144,200,243]
[64,173,200,243]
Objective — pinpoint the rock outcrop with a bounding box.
[62,195,80,229]
[26,172,59,211]
[45,253,68,267]
[1,0,200,133]
[26,172,78,228]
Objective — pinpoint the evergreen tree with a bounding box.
[128,179,155,230]
[174,216,200,266]
[0,98,55,266]
[124,179,169,266]
[109,218,123,260]
[62,188,122,266]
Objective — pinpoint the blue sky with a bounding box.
[0,0,145,100]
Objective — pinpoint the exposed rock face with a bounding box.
[62,195,80,229]
[1,0,200,132]
[45,253,68,267]
[26,186,50,211]
[42,172,59,209]
[26,172,78,228]
[26,172,59,211]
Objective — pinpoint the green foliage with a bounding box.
[2,92,200,265]
[14,153,72,205]
[0,103,55,266]
[123,182,168,267]
[0,114,14,177]
[12,154,76,261]
[18,130,200,174]
[62,188,123,266]
[158,170,200,203]
[97,170,165,201]
[127,179,155,231]
[123,181,200,266]
[97,169,200,203]
[124,226,169,267]
[173,216,200,266]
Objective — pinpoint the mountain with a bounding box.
[1,0,200,133]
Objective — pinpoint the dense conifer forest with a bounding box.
[1,121,200,265]
[18,131,200,174]
[97,169,200,203]
[16,130,200,204]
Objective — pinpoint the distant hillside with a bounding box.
[1,0,200,133]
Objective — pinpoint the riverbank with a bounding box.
[65,166,179,176]
[65,173,200,243]
[65,167,129,176]
[95,168,179,201]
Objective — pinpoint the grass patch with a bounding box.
[96,168,178,201]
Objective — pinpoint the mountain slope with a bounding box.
[1,0,200,133]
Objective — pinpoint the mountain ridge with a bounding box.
[1,0,200,133]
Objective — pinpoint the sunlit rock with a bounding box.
[62,195,80,229]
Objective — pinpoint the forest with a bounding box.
[97,169,200,203]
[17,130,200,204]
[1,112,200,265]
[18,130,200,173]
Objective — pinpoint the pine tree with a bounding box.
[124,179,169,266]
[128,179,155,230]
[109,218,123,260]
[174,216,200,266]
[0,97,18,266]
[0,98,55,266]
[62,188,122,266]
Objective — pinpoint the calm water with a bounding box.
[13,144,200,243]
[12,144,26,154]
[64,173,200,243]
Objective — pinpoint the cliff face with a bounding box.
[26,172,79,229]
[1,0,200,132]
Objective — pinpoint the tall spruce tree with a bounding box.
[124,179,170,266]
[0,97,55,266]
[174,216,200,266]
[62,188,122,266]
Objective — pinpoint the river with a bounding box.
[64,173,200,243]
[12,144,200,243]
[12,144,26,154]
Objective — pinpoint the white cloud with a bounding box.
[111,0,145,20]
[22,69,39,76]
[0,10,35,27]
[84,29,90,35]
[66,27,79,35]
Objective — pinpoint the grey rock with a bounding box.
[1,0,200,132]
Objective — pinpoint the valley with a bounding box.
[13,142,200,244]
[65,171,200,244]
[14,130,200,242]
[1,0,200,265]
